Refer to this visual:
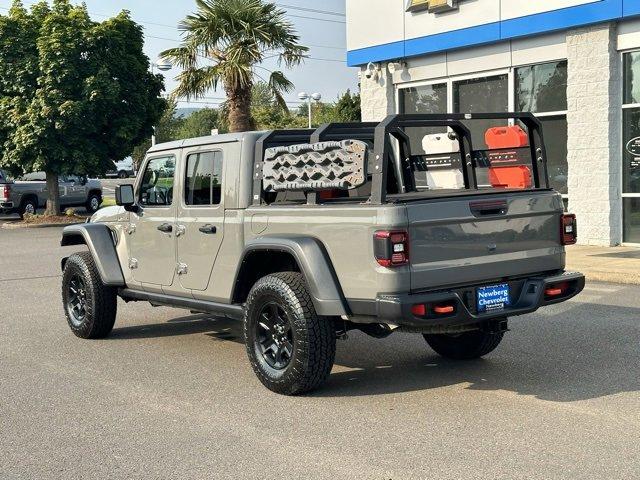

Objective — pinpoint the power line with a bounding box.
[145,34,345,63]
[275,3,345,17]
[0,3,347,53]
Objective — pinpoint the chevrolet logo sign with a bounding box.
[407,0,460,13]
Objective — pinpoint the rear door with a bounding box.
[176,148,226,291]
[406,191,565,291]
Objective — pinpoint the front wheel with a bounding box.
[62,251,117,339]
[424,327,504,360]
[243,272,336,395]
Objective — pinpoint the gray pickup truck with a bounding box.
[0,170,103,217]
[59,113,584,395]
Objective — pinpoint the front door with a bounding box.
[128,154,177,286]
[176,149,225,291]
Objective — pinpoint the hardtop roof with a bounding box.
[147,131,266,154]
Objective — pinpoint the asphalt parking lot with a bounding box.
[1,227,639,479]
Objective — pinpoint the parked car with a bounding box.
[0,171,103,217]
[105,158,135,179]
[59,113,584,395]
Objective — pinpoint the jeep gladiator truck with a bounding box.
[0,170,103,217]
[59,113,584,395]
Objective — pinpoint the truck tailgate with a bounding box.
[407,191,565,291]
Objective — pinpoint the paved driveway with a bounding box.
[1,227,639,479]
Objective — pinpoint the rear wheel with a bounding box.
[118,170,128,179]
[62,251,117,339]
[424,327,504,360]
[19,197,37,218]
[86,194,101,213]
[243,272,336,395]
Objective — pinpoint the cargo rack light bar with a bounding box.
[252,113,549,206]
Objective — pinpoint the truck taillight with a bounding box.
[1,184,9,200]
[561,214,577,245]
[374,230,409,267]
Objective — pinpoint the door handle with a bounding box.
[157,223,173,233]
[198,224,217,234]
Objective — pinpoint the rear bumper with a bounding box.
[1,201,15,213]
[349,271,585,328]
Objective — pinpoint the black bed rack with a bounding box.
[252,113,549,206]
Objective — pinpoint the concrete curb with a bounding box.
[1,221,83,230]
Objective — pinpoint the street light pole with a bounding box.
[298,92,322,129]
[151,58,173,146]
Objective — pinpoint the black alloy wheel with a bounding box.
[255,302,294,370]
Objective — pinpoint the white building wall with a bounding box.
[359,68,395,122]
[566,23,623,246]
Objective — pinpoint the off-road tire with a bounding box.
[243,272,336,395]
[424,329,504,360]
[86,194,101,213]
[62,251,117,339]
[19,197,37,218]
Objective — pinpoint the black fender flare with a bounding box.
[60,223,125,286]
[236,236,348,317]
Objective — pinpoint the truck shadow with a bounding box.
[109,300,640,403]
[319,301,640,402]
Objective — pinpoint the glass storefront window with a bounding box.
[516,61,568,196]
[539,116,568,195]
[453,74,509,150]
[623,52,640,243]
[399,83,447,154]
[623,198,640,244]
[623,108,640,194]
[515,61,567,113]
[623,52,640,105]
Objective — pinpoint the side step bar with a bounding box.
[118,288,244,320]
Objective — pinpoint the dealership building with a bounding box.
[346,0,640,246]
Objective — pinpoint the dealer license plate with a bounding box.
[477,284,510,313]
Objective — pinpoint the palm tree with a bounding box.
[161,0,307,132]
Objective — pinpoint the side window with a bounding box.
[184,151,223,206]
[139,156,175,207]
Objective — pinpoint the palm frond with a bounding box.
[268,70,293,112]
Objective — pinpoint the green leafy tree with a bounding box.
[334,90,361,122]
[161,0,307,133]
[0,0,165,215]
[176,108,222,139]
[131,100,183,169]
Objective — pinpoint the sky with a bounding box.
[0,0,359,110]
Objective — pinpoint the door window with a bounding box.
[139,156,175,207]
[184,151,223,206]
[623,51,640,243]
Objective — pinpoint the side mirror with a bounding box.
[115,184,137,212]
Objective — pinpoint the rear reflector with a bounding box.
[433,305,454,314]
[411,304,426,316]
[561,214,577,245]
[374,230,409,267]
[545,282,569,298]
